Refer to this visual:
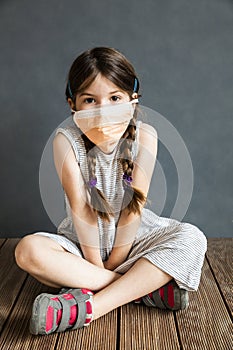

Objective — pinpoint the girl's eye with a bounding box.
[111,95,121,102]
[84,98,95,104]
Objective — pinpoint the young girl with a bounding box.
[15,47,207,335]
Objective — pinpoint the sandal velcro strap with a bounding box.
[56,289,92,332]
[64,289,91,330]
[152,291,167,309]
[56,296,78,332]
[142,292,167,309]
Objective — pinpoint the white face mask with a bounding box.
[72,99,138,134]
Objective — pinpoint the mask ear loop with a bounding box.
[133,78,138,92]
[68,81,73,99]
[132,77,139,99]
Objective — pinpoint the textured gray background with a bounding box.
[0,0,232,238]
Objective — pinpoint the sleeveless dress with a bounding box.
[35,118,207,292]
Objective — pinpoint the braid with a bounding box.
[81,134,114,222]
[120,112,147,215]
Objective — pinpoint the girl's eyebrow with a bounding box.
[108,90,123,94]
[79,92,94,97]
[79,90,123,97]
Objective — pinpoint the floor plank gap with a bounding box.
[173,312,182,350]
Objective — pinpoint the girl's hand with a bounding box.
[103,260,115,271]
[103,241,133,271]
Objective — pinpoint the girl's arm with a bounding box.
[104,123,158,270]
[53,133,104,268]
[103,210,141,270]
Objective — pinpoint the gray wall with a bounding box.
[0,0,232,238]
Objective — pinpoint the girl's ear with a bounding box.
[67,98,75,110]
[131,93,138,99]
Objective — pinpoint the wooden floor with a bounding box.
[0,238,232,350]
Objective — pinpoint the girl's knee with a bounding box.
[15,234,42,271]
[184,223,207,253]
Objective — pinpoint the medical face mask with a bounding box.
[72,99,138,134]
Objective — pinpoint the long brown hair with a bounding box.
[66,47,146,221]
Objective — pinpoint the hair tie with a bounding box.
[88,178,97,188]
[67,80,73,99]
[123,174,133,187]
[133,77,138,93]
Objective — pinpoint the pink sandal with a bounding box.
[136,280,189,311]
[30,288,93,335]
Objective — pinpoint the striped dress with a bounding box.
[36,118,207,292]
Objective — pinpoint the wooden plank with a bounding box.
[175,258,233,350]
[0,276,59,350]
[0,238,231,349]
[0,239,27,332]
[206,238,233,316]
[56,309,118,350]
[119,302,180,350]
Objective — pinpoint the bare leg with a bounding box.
[93,258,172,320]
[15,235,121,291]
[15,235,173,322]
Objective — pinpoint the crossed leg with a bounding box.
[15,235,172,321]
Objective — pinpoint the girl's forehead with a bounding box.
[85,74,120,92]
